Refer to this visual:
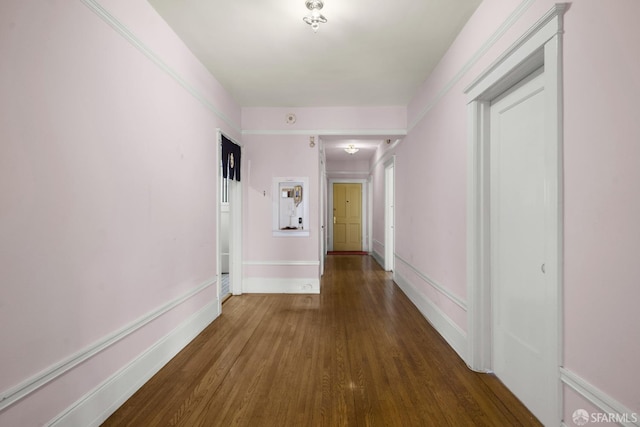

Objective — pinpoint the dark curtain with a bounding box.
[221,135,241,181]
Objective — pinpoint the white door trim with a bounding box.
[384,157,396,271]
[464,4,566,426]
[217,129,243,302]
[320,163,327,276]
[216,130,222,313]
[229,177,243,295]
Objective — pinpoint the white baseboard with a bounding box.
[48,301,220,427]
[394,271,467,360]
[371,250,385,269]
[243,277,320,294]
[1,280,214,413]
[560,367,639,427]
[395,254,466,310]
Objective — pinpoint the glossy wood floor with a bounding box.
[103,255,541,427]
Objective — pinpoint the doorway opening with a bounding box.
[220,183,230,302]
[217,130,243,311]
[320,158,327,276]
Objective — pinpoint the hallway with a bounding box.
[103,255,541,426]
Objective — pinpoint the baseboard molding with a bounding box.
[395,254,466,310]
[243,277,320,294]
[560,367,639,426]
[394,271,467,360]
[0,280,214,413]
[48,300,220,427]
[372,239,385,248]
[371,250,385,269]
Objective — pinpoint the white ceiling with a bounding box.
[147,0,482,108]
[322,136,385,162]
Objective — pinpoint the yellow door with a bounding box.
[333,183,362,251]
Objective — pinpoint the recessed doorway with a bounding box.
[465,6,565,426]
[332,183,362,252]
[217,130,243,311]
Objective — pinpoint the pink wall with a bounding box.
[326,158,370,181]
[242,106,406,132]
[242,134,320,270]
[385,0,640,420]
[562,0,640,414]
[326,159,370,174]
[0,0,239,424]
[241,106,404,287]
[2,0,638,424]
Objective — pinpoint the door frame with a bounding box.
[216,129,243,312]
[320,170,326,274]
[328,178,368,252]
[384,157,395,271]
[464,4,566,426]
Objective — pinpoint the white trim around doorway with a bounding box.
[464,4,567,426]
[384,156,396,272]
[217,129,244,302]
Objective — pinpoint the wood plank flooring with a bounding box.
[103,255,542,426]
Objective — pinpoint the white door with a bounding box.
[490,69,551,423]
[384,162,395,271]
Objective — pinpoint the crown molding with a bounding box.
[80,0,241,134]
[408,0,537,132]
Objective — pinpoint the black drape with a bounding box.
[221,135,241,181]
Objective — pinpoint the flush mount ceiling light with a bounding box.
[303,0,327,33]
[344,144,359,154]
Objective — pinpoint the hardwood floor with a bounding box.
[103,255,542,426]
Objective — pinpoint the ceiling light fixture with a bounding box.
[303,0,327,33]
[344,144,359,155]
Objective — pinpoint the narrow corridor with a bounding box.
[104,255,540,426]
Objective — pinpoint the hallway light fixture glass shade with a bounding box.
[344,144,359,154]
[303,0,327,33]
